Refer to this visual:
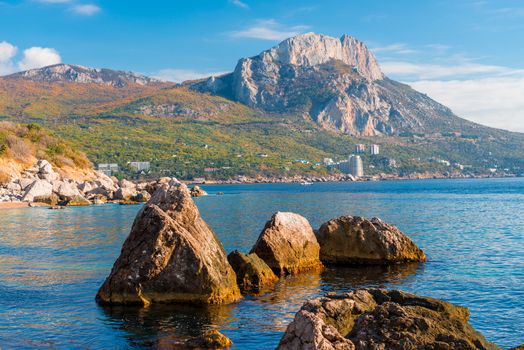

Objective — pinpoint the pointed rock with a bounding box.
[250,212,323,276]
[96,180,241,305]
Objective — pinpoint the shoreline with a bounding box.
[186,173,519,185]
[2,175,519,210]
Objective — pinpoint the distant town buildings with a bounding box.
[354,143,379,155]
[331,160,350,173]
[386,158,398,168]
[98,163,119,176]
[369,144,380,155]
[129,161,151,172]
[354,144,366,154]
[323,157,334,166]
[349,155,364,177]
[193,177,206,184]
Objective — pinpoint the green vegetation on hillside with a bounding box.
[2,81,524,180]
[0,122,91,183]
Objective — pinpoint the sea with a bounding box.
[0,178,523,349]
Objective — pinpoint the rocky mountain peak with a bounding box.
[268,33,383,80]
[189,32,459,137]
[4,63,164,88]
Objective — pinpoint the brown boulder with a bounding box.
[227,250,279,293]
[65,195,91,206]
[184,330,233,349]
[316,216,426,265]
[190,185,208,197]
[33,193,59,206]
[96,180,241,305]
[131,190,151,203]
[277,289,500,350]
[250,212,323,276]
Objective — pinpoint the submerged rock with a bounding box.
[316,216,426,265]
[250,212,323,276]
[190,185,208,197]
[96,180,241,305]
[184,330,233,349]
[227,250,278,293]
[277,289,500,350]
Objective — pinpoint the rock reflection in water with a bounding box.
[101,303,235,348]
[99,263,420,348]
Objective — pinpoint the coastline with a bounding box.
[187,173,519,185]
[0,202,30,209]
[1,174,519,210]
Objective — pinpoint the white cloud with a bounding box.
[152,69,229,83]
[0,41,17,75]
[381,61,513,80]
[230,0,248,9]
[71,4,100,15]
[371,43,416,55]
[0,41,17,62]
[229,19,309,40]
[410,76,524,132]
[18,47,61,71]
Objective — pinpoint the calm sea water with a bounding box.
[0,178,523,349]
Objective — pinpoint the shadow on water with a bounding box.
[100,262,422,348]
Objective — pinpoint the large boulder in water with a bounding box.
[316,216,426,265]
[277,289,500,350]
[96,179,241,305]
[250,212,323,276]
[227,250,279,293]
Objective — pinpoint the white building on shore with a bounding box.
[129,161,151,172]
[355,144,366,154]
[369,144,380,155]
[98,163,119,176]
[349,155,364,177]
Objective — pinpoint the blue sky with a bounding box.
[1,0,524,131]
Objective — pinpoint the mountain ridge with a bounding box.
[4,63,168,88]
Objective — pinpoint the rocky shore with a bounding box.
[191,171,514,185]
[90,177,518,349]
[0,159,208,208]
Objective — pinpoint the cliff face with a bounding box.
[189,33,464,136]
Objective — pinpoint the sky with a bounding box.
[0,0,524,132]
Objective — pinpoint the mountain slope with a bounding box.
[189,33,477,137]
[0,121,93,183]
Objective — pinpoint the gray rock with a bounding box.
[37,159,53,174]
[53,180,81,199]
[113,187,137,200]
[21,180,53,202]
